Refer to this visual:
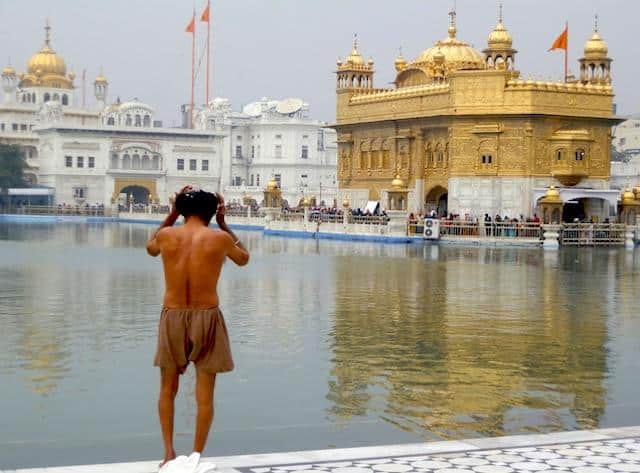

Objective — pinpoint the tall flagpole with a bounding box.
[564,21,569,83]
[206,0,211,104]
[190,9,196,128]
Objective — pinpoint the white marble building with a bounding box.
[611,116,640,191]
[195,97,338,208]
[1,22,337,208]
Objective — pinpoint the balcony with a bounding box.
[551,159,588,186]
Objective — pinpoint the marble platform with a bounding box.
[3,426,640,473]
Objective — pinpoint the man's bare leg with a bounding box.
[159,367,180,466]
[194,367,217,453]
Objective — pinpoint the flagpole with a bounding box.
[206,0,211,104]
[190,10,196,128]
[564,21,568,83]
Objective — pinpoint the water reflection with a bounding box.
[326,246,631,438]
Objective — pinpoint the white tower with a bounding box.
[1,64,18,104]
[94,70,108,110]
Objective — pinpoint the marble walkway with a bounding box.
[3,426,640,473]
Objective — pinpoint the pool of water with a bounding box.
[1,222,639,469]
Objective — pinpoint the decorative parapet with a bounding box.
[350,83,450,105]
[505,79,613,95]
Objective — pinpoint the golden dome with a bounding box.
[266,177,278,191]
[488,21,513,49]
[342,197,350,208]
[621,188,637,204]
[95,73,108,84]
[20,21,73,90]
[541,186,563,204]
[394,51,407,72]
[28,44,66,76]
[413,12,485,73]
[391,174,406,189]
[584,31,608,58]
[2,65,15,76]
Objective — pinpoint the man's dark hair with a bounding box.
[175,190,218,224]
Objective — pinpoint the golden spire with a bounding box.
[352,33,359,55]
[44,18,51,47]
[448,8,457,38]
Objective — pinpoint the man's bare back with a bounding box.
[154,223,246,308]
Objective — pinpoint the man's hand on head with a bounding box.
[215,193,227,229]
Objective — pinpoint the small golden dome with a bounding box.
[346,48,364,66]
[95,73,108,84]
[302,197,310,207]
[367,57,374,66]
[394,52,407,72]
[488,21,513,49]
[584,32,608,58]
[391,174,406,189]
[266,177,278,190]
[2,65,16,76]
[342,197,350,208]
[541,186,563,204]
[621,188,637,204]
[68,71,76,81]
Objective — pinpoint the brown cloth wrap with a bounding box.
[154,307,234,374]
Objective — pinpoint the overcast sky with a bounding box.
[0,0,637,125]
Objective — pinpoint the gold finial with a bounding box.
[498,2,503,23]
[594,14,599,33]
[44,18,51,47]
[448,7,457,38]
[353,33,359,53]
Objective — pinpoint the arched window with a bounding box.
[556,149,566,161]
[110,153,119,169]
[125,114,132,126]
[142,154,150,170]
[107,117,115,126]
[575,149,586,161]
[132,153,141,169]
[122,154,131,169]
[152,154,160,170]
[31,93,36,103]
[143,115,150,127]
[52,93,60,101]
[44,93,50,102]
[135,114,142,127]
[256,174,261,187]
[62,94,68,106]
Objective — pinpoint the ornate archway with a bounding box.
[112,177,157,204]
[425,186,448,217]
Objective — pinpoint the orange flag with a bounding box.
[185,15,195,33]
[549,25,568,51]
[200,4,210,22]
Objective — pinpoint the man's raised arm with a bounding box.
[215,193,249,266]
[146,186,190,256]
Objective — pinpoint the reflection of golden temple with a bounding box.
[327,252,608,437]
[335,8,621,218]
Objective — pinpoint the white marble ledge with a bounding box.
[4,426,640,473]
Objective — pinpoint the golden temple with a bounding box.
[334,9,621,220]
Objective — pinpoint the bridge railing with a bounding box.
[559,223,627,246]
[2,205,117,217]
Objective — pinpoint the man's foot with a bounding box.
[159,450,177,469]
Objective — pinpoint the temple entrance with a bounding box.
[425,186,448,217]
[562,199,586,222]
[112,178,157,204]
[562,198,609,223]
[120,185,150,204]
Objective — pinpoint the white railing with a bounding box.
[4,205,117,217]
[408,220,542,240]
[560,223,627,246]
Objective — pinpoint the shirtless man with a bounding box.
[146,186,249,470]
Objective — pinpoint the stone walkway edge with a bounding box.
[3,426,640,473]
